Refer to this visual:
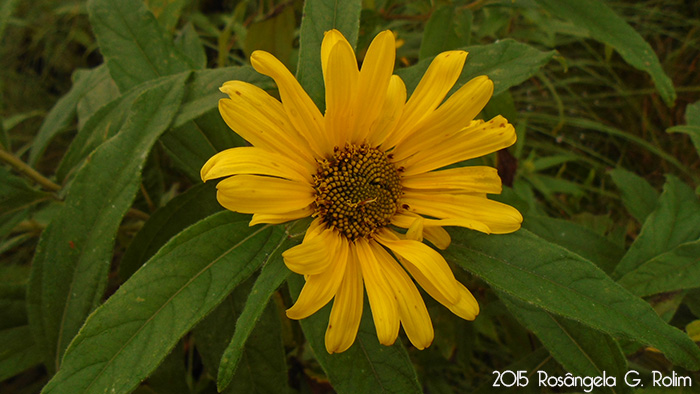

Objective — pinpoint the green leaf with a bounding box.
[175,22,207,70]
[288,274,422,394]
[217,242,291,392]
[244,5,296,69]
[41,212,284,394]
[445,228,700,370]
[88,0,190,91]
[522,215,623,274]
[0,167,50,215]
[618,240,700,297]
[146,0,187,32]
[27,73,187,373]
[613,175,700,279]
[419,5,472,60]
[472,347,554,394]
[29,66,112,166]
[608,168,659,224]
[295,0,363,109]
[534,0,676,106]
[0,325,42,382]
[499,293,631,394]
[119,182,222,281]
[668,101,700,158]
[196,270,289,394]
[397,39,556,97]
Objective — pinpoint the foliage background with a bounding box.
[1,0,700,393]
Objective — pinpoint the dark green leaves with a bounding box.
[534,0,676,106]
[296,0,363,109]
[419,5,472,60]
[87,0,190,91]
[446,228,700,370]
[41,213,284,394]
[27,73,187,373]
[397,39,556,97]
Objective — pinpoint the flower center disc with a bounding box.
[313,144,402,240]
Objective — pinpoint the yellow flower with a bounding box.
[201,29,522,353]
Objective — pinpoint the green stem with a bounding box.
[0,147,61,192]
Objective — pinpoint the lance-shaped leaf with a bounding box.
[499,293,631,394]
[288,275,423,394]
[27,73,188,373]
[618,240,700,297]
[87,0,189,91]
[397,39,556,97]
[534,0,676,106]
[613,175,700,279]
[608,168,659,224]
[41,212,284,394]
[445,228,700,371]
[295,0,363,109]
[216,242,291,392]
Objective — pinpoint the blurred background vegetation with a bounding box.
[2,0,699,392]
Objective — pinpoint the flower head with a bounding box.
[201,30,522,353]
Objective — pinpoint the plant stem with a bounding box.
[0,147,61,192]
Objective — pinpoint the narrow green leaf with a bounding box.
[397,39,556,97]
[0,325,41,382]
[88,0,190,91]
[618,240,700,297]
[0,167,50,215]
[146,0,187,32]
[295,0,362,109]
[196,269,289,394]
[244,5,296,68]
[29,66,112,166]
[56,77,161,182]
[614,175,700,279]
[27,74,187,373]
[534,0,676,106]
[288,275,422,394]
[175,23,207,70]
[668,101,700,158]
[217,242,291,391]
[445,228,700,370]
[41,212,284,394]
[608,168,659,224]
[419,5,472,60]
[119,182,222,281]
[499,293,631,394]
[522,215,623,274]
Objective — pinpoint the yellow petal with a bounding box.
[423,226,451,250]
[369,241,433,349]
[216,175,314,214]
[283,228,341,275]
[324,36,359,147]
[405,215,424,242]
[353,30,395,143]
[390,51,467,147]
[250,50,329,157]
[400,115,516,176]
[201,146,313,183]
[325,243,364,353]
[249,207,313,226]
[321,29,348,77]
[401,166,502,195]
[356,238,400,346]
[286,240,349,320]
[402,192,523,234]
[218,82,316,170]
[370,75,406,148]
[400,256,479,320]
[375,228,460,304]
[393,76,493,161]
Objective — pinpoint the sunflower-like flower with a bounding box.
[201,29,522,353]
